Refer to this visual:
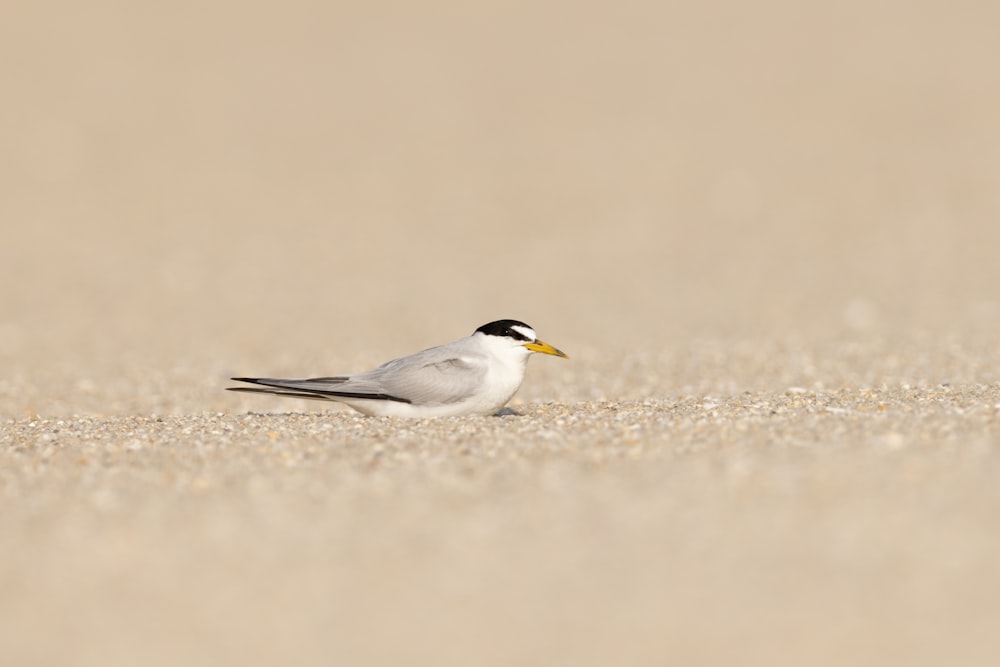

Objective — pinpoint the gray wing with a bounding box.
[352,343,488,405]
[229,340,487,406]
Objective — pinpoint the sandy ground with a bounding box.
[3,1,1000,665]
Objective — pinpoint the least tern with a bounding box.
[228,319,568,417]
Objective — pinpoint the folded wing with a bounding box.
[229,344,487,407]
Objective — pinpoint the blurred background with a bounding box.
[2,0,999,416]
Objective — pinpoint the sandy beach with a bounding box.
[2,2,999,665]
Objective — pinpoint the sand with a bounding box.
[2,1,1000,665]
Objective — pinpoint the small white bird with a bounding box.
[228,319,568,417]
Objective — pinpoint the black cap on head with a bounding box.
[475,319,536,342]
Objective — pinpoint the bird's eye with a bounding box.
[506,327,530,342]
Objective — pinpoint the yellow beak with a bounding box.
[523,339,569,358]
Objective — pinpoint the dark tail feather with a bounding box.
[226,386,332,401]
[228,377,411,404]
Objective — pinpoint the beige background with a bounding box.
[2,1,999,665]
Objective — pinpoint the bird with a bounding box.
[227,319,568,417]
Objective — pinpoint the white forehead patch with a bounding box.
[510,324,536,342]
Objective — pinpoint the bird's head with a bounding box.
[474,319,569,359]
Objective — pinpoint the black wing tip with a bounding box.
[227,378,412,404]
[228,378,288,391]
[328,391,412,404]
